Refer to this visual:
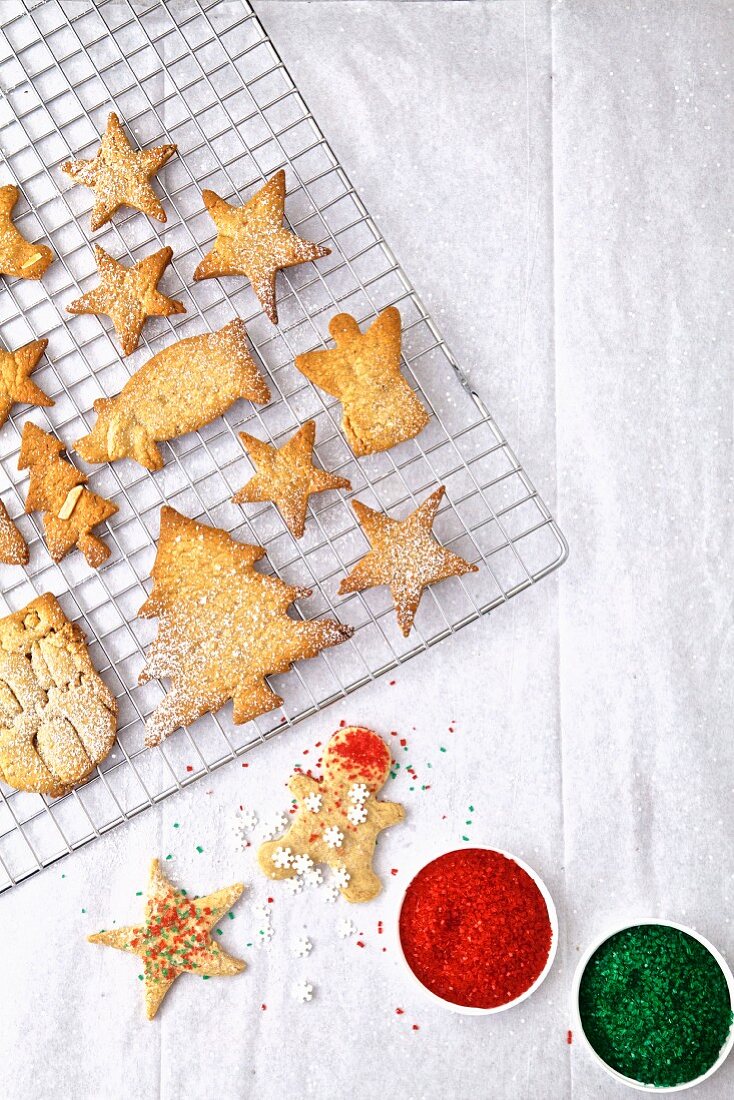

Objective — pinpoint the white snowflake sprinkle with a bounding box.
[237,808,258,831]
[284,875,304,896]
[349,783,369,804]
[292,853,314,876]
[347,804,367,826]
[253,902,271,920]
[293,979,313,1003]
[257,925,274,945]
[333,864,351,888]
[304,792,323,813]
[303,866,323,888]
[323,882,340,903]
[271,846,293,869]
[323,825,344,849]
[337,918,356,939]
[293,936,312,958]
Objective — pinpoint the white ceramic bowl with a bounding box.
[571,918,734,1093]
[394,845,558,1015]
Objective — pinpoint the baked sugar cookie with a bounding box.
[19,423,118,568]
[193,170,330,324]
[67,245,185,356]
[62,113,176,232]
[0,337,53,428]
[139,507,354,745]
[89,859,245,1020]
[258,725,404,902]
[295,307,429,456]
[0,594,117,797]
[339,486,478,636]
[0,502,28,566]
[75,319,269,471]
[0,184,53,279]
[233,420,351,538]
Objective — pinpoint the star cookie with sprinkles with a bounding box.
[193,169,331,324]
[295,307,430,456]
[233,420,351,538]
[0,337,53,428]
[258,725,404,902]
[67,245,185,356]
[62,112,176,232]
[339,485,478,636]
[88,859,245,1020]
[138,507,354,745]
[0,184,53,279]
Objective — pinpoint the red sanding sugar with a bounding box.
[399,848,553,1009]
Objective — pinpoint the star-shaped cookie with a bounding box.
[67,245,185,355]
[0,337,53,428]
[232,420,351,538]
[339,486,478,636]
[0,184,53,279]
[88,859,245,1020]
[295,307,430,456]
[62,112,176,232]
[0,501,28,565]
[193,169,331,324]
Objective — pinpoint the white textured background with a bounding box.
[1,2,732,1098]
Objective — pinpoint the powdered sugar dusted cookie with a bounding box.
[19,423,118,568]
[67,244,185,356]
[0,337,53,428]
[0,502,28,566]
[0,594,117,797]
[62,112,176,232]
[193,169,330,324]
[339,486,478,636]
[75,319,269,471]
[138,507,354,746]
[295,307,429,456]
[232,419,351,538]
[258,725,404,902]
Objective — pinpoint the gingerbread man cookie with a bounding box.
[0,184,53,279]
[258,725,404,902]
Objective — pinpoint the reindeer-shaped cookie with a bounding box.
[258,726,404,902]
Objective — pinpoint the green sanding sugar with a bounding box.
[579,924,733,1087]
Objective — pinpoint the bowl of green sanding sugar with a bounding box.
[572,919,734,1092]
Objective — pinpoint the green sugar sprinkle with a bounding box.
[196,846,204,854]
[173,823,180,829]
[579,924,733,1088]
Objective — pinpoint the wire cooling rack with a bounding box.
[0,0,566,892]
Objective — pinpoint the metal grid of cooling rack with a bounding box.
[0,0,567,892]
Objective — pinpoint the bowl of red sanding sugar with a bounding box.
[396,847,558,1015]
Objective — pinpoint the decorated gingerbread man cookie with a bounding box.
[258,725,404,902]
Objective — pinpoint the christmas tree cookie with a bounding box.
[138,507,354,745]
[258,725,404,902]
[19,423,118,568]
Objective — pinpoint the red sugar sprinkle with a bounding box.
[315,741,322,748]
[241,763,249,768]
[395,1007,404,1015]
[399,738,407,748]
[412,1024,420,1031]
[389,680,396,685]
[261,1004,267,1011]
[267,897,274,904]
[185,765,193,772]
[399,849,552,1010]
[339,719,347,727]
[390,868,398,876]
[331,727,390,781]
[356,940,365,948]
[566,1030,573,1045]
